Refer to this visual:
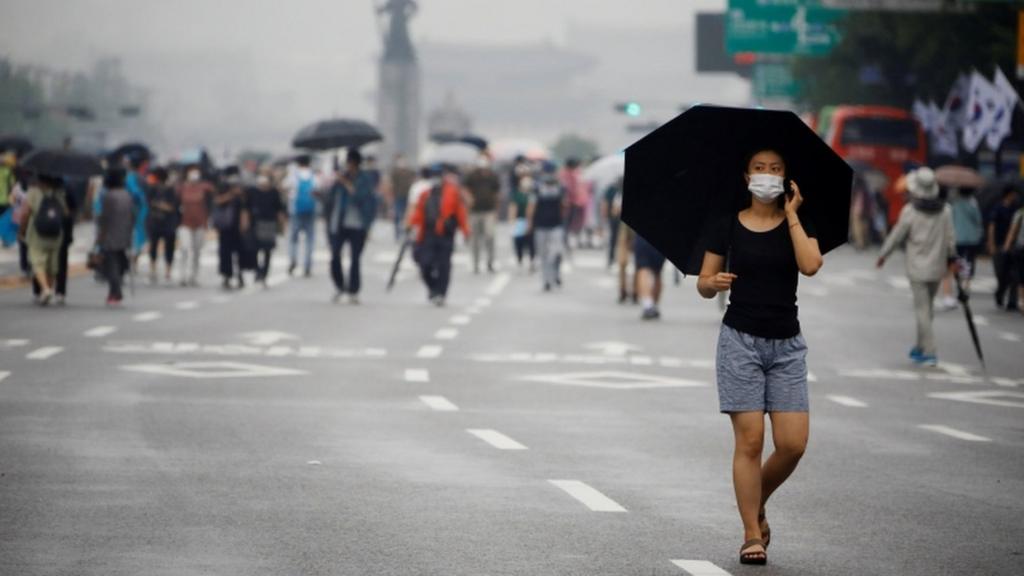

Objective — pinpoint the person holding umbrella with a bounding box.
[324,150,377,304]
[877,167,957,367]
[696,147,822,565]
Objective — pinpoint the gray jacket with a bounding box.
[98,187,136,251]
[879,201,956,282]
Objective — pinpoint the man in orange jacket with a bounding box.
[408,165,470,306]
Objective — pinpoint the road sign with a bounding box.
[726,0,845,56]
[753,62,801,99]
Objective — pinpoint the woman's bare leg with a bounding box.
[730,411,766,542]
[760,411,809,510]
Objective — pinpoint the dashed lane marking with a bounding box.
[449,315,471,326]
[0,371,9,383]
[999,332,1021,343]
[416,345,443,359]
[827,395,868,408]
[467,429,527,450]
[918,424,992,442]
[972,315,989,326]
[549,480,627,512]
[929,390,1024,408]
[671,560,733,575]
[175,301,200,310]
[26,346,63,360]
[0,339,29,347]
[84,326,117,338]
[435,328,459,340]
[133,311,162,322]
[404,369,430,383]
[420,395,459,412]
[484,273,511,296]
[474,297,492,307]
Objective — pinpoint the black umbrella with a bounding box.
[955,275,985,367]
[432,133,489,150]
[622,105,853,275]
[386,237,412,292]
[110,142,153,163]
[292,119,382,151]
[20,149,103,178]
[0,134,34,156]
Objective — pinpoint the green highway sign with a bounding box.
[752,62,801,99]
[726,0,845,56]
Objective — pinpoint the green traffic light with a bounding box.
[625,102,641,117]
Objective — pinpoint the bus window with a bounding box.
[840,117,921,150]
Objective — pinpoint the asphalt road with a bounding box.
[1,225,1022,575]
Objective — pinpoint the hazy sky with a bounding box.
[1,0,739,156]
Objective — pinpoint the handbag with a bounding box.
[255,220,278,243]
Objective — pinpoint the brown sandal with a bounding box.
[759,510,771,549]
[740,538,768,565]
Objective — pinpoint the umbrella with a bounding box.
[20,149,103,178]
[432,133,489,150]
[582,153,625,192]
[622,104,853,275]
[935,165,985,190]
[954,274,985,367]
[292,119,382,151]
[422,142,481,167]
[0,134,34,156]
[490,138,551,164]
[386,237,412,292]
[110,142,153,163]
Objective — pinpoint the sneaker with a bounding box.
[348,294,360,305]
[543,283,551,292]
[332,291,344,304]
[56,294,66,306]
[641,307,661,320]
[908,347,923,360]
[303,269,312,278]
[105,296,122,307]
[913,354,938,367]
[936,296,958,311]
[288,263,296,277]
[39,290,52,306]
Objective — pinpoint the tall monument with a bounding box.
[376,0,420,167]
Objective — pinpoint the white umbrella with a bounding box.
[421,142,481,167]
[582,153,625,193]
[489,138,551,165]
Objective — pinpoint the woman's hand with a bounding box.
[704,272,737,293]
[785,180,803,216]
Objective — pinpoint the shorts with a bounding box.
[28,241,61,276]
[715,324,809,413]
[634,235,665,273]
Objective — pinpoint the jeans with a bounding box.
[994,251,1019,308]
[417,236,454,298]
[289,212,316,273]
[218,227,242,280]
[535,226,563,287]
[470,210,497,271]
[514,232,535,264]
[178,227,205,285]
[256,248,273,281]
[910,280,940,356]
[329,227,367,295]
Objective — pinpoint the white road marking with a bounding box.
[420,395,459,412]
[585,341,642,356]
[548,480,627,512]
[827,395,868,408]
[265,274,289,288]
[801,285,830,297]
[484,273,511,296]
[121,361,307,379]
[0,339,30,347]
[629,355,653,366]
[473,297,492,307]
[0,371,9,383]
[467,429,527,450]
[404,369,430,382]
[133,311,162,322]
[435,328,458,340]
[84,326,117,338]
[26,346,63,360]
[991,377,1022,388]
[175,301,200,310]
[671,560,733,575]
[972,314,989,326]
[239,331,298,346]
[887,276,911,290]
[416,345,443,359]
[523,370,706,390]
[918,424,991,442]
[449,315,471,326]
[999,331,1021,343]
[937,362,971,377]
[839,368,920,381]
[307,460,322,465]
[929,390,1024,409]
[808,371,819,383]
[466,307,483,315]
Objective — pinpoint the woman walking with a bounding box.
[145,167,180,284]
[246,170,286,287]
[697,148,823,565]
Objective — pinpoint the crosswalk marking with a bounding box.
[416,345,443,359]
[548,480,627,512]
[435,328,458,340]
[484,273,511,296]
[419,395,458,412]
[26,346,63,360]
[133,311,162,322]
[449,315,471,326]
[404,369,430,382]
[999,332,1021,343]
[827,395,868,408]
[0,371,9,383]
[467,429,527,450]
[919,424,991,442]
[84,326,117,338]
[175,301,199,310]
[671,560,732,575]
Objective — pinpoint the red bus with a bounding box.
[824,106,927,226]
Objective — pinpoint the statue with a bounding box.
[376,0,421,168]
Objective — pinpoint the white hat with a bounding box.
[908,167,939,200]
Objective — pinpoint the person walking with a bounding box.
[246,170,286,287]
[145,167,179,284]
[464,155,501,274]
[508,174,536,272]
[325,150,378,304]
[213,171,246,290]
[284,156,318,278]
[528,163,567,292]
[409,165,469,306]
[877,167,957,366]
[1002,201,1024,313]
[988,184,1020,311]
[697,148,823,566]
[603,176,624,268]
[95,168,136,306]
[389,154,416,241]
[937,186,984,310]
[18,173,69,305]
[634,234,666,320]
[125,155,150,266]
[29,176,77,305]
[560,158,588,249]
[176,165,214,286]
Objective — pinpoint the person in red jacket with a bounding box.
[408,164,470,306]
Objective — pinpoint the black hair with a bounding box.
[1003,183,1019,198]
[419,167,432,179]
[297,155,311,168]
[104,167,126,188]
[129,154,148,170]
[37,174,64,189]
[151,167,169,183]
[347,150,363,166]
[743,147,786,174]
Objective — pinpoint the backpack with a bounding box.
[294,176,316,215]
[34,191,65,238]
[423,185,457,238]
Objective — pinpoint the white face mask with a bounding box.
[187,171,200,182]
[748,173,784,203]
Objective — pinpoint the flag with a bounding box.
[962,71,1001,153]
[931,110,960,158]
[986,66,1021,150]
[942,74,969,129]
[912,99,932,132]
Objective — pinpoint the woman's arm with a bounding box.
[785,181,823,276]
[696,251,736,299]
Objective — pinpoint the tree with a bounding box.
[551,133,600,163]
[793,4,1017,110]
[0,59,68,146]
